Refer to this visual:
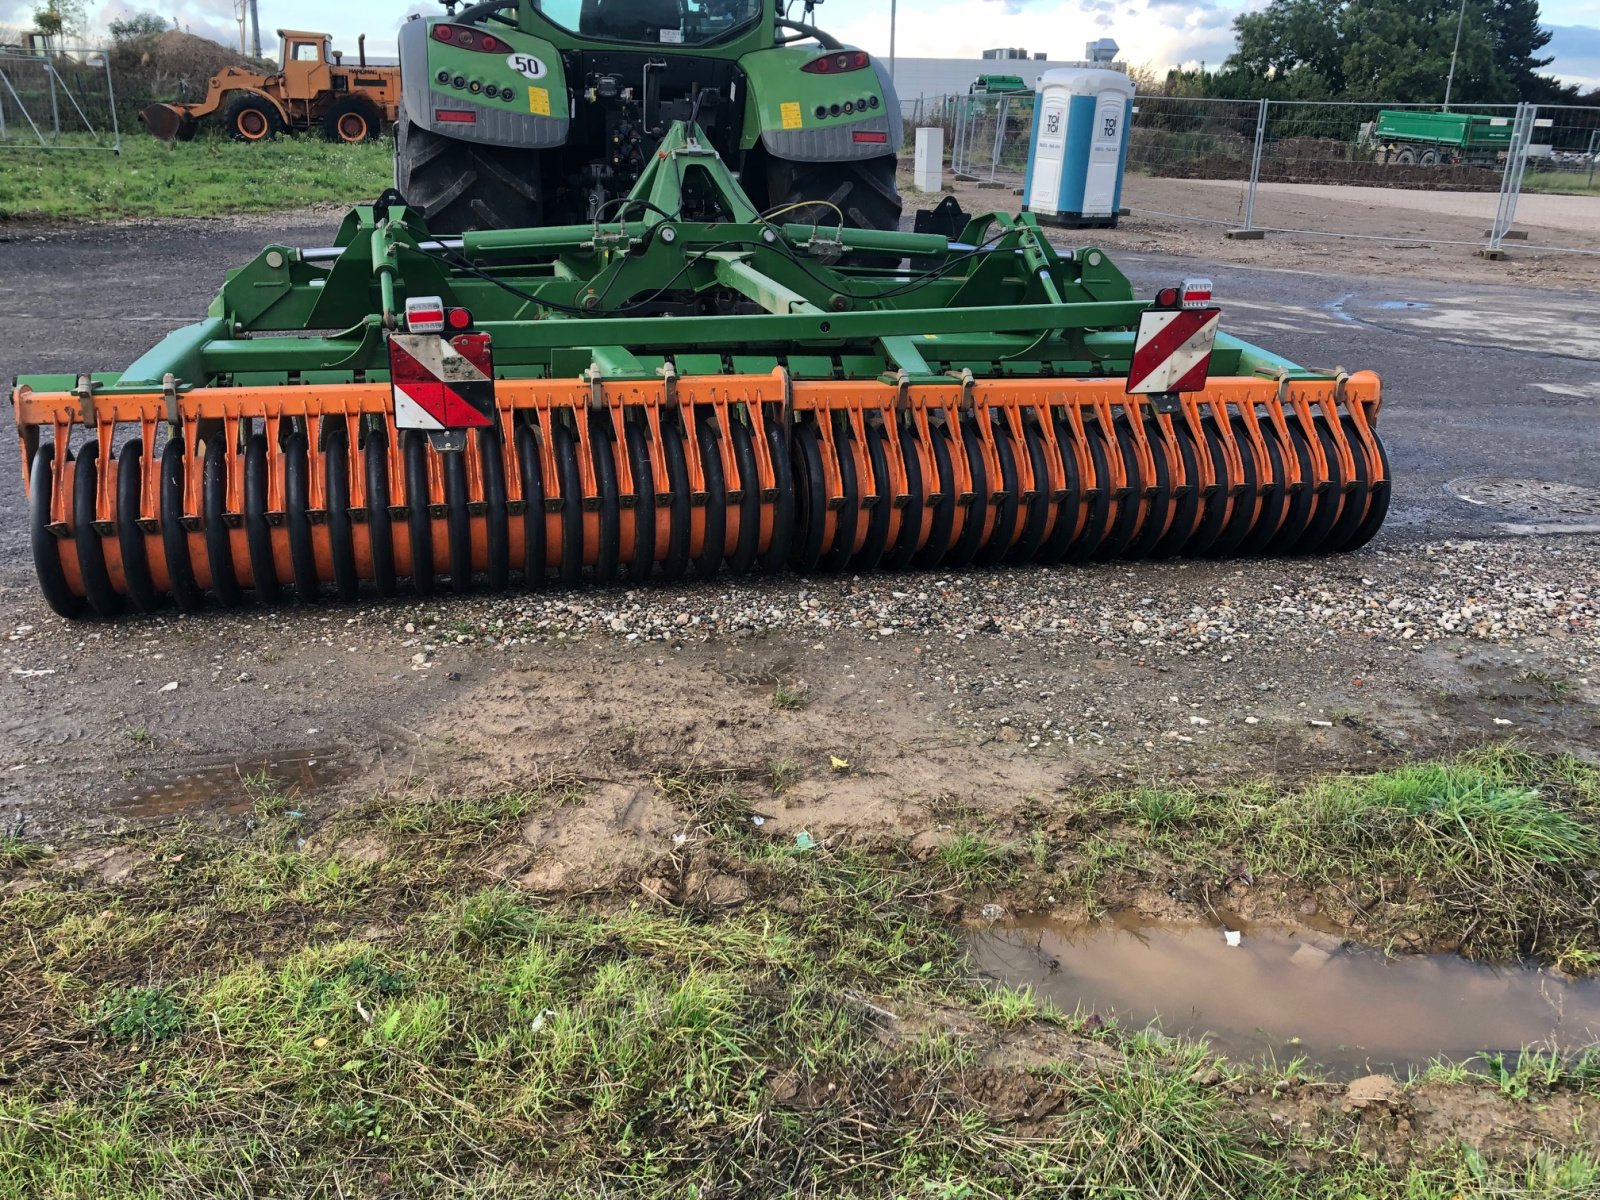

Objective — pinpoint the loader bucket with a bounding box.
[13,123,1389,619]
[140,103,199,142]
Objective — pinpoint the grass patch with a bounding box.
[0,835,48,869]
[2,755,1599,1196]
[771,683,807,710]
[0,134,393,221]
[932,831,1021,888]
[1519,171,1600,197]
[1076,745,1600,964]
[99,986,187,1045]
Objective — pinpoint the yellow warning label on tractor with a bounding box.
[528,86,551,116]
[780,101,803,129]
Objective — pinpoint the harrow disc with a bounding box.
[24,380,1390,618]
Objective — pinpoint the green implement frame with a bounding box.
[18,122,1325,402]
[14,120,1392,621]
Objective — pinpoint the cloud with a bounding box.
[825,0,1242,70]
[1545,24,1600,88]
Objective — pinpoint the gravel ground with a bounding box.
[2,214,1599,841]
[5,530,1593,844]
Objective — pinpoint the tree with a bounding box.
[1482,0,1560,100]
[109,12,172,44]
[31,0,87,47]
[1223,0,1568,104]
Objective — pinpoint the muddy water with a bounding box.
[114,749,354,819]
[971,913,1600,1077]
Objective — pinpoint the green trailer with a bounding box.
[1370,109,1512,167]
[970,73,1030,95]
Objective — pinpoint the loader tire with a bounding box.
[224,94,282,143]
[325,96,382,145]
[394,111,541,234]
[767,153,902,233]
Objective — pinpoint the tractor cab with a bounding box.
[278,29,333,95]
[537,0,764,47]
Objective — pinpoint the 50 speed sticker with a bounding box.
[506,52,546,79]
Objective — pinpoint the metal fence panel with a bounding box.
[900,88,1600,257]
[0,49,120,151]
[1246,100,1513,247]
[1512,104,1600,256]
[950,93,1031,186]
[1123,96,1258,228]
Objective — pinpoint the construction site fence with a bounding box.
[899,92,1600,258]
[0,48,120,151]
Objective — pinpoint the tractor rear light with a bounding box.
[446,306,473,331]
[436,109,477,124]
[405,296,447,333]
[852,130,888,143]
[1155,287,1179,308]
[803,50,870,73]
[433,23,507,52]
[1181,278,1213,307]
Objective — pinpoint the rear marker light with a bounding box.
[406,296,447,333]
[1181,278,1214,307]
[851,130,888,143]
[436,109,477,124]
[447,307,473,331]
[803,49,870,74]
[433,23,507,52]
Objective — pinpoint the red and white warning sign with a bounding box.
[1126,280,1221,396]
[388,332,496,431]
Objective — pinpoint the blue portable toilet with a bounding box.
[1022,67,1135,228]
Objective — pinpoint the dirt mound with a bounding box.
[110,30,275,105]
[1152,152,1499,193]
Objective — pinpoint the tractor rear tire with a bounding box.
[394,111,541,234]
[325,96,382,145]
[767,154,903,233]
[224,94,282,143]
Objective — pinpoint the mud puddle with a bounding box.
[113,748,355,820]
[972,913,1600,1077]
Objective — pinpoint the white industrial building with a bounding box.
[888,41,1123,108]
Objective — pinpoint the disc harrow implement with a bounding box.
[13,123,1388,619]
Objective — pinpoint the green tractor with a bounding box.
[395,0,902,233]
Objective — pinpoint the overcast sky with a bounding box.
[6,0,1598,89]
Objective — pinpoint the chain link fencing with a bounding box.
[0,49,120,151]
[900,89,1600,258]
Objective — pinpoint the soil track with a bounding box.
[932,172,1600,288]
